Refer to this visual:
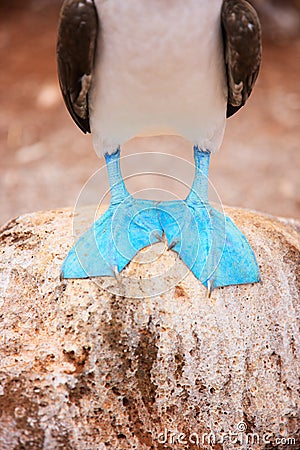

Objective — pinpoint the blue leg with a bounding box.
[61,148,163,279]
[158,146,261,292]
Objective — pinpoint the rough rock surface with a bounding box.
[0,206,299,450]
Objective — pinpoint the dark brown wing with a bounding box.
[57,0,98,133]
[221,0,262,118]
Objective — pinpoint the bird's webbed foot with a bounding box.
[158,147,261,290]
[61,196,163,279]
[61,147,261,294]
[61,148,164,279]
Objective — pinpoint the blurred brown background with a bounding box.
[0,0,300,227]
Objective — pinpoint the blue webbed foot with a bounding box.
[61,146,261,293]
[61,149,163,279]
[158,147,261,290]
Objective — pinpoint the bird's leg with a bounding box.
[158,147,214,285]
[61,148,163,279]
[158,146,260,292]
[165,147,211,250]
[184,147,224,288]
[185,146,210,207]
[105,148,130,206]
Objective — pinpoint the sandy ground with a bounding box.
[1,0,300,227]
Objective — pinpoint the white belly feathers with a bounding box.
[90,0,227,154]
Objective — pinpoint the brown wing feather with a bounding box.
[221,0,262,118]
[57,0,98,133]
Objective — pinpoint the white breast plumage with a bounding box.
[90,0,227,155]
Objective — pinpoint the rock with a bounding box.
[0,206,299,450]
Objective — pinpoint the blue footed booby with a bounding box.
[57,0,262,292]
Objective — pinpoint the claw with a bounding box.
[112,265,120,281]
[153,231,164,243]
[168,238,180,250]
[207,279,214,298]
